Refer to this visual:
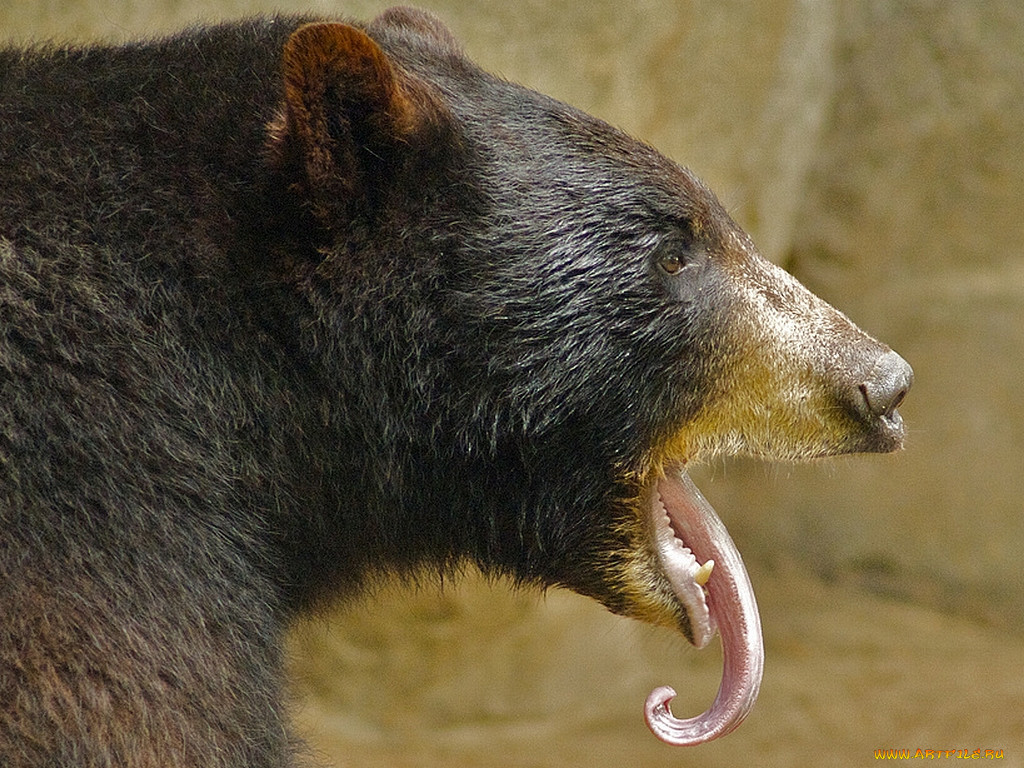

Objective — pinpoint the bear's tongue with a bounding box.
[644,468,764,745]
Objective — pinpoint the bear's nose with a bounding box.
[857,349,913,421]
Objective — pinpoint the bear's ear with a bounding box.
[272,22,447,219]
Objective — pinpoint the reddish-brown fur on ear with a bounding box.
[276,22,441,212]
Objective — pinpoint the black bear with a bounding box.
[0,7,912,765]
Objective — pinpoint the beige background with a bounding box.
[4,1,1022,765]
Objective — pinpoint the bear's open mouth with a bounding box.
[651,488,716,649]
[644,465,764,746]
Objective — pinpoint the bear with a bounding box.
[0,6,912,765]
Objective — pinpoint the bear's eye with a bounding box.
[653,239,694,276]
[658,251,685,275]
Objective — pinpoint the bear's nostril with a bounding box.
[858,350,914,420]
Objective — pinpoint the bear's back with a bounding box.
[0,18,307,247]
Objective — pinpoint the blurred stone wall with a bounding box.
[4,0,1022,764]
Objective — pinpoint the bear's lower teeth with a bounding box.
[661,511,713,589]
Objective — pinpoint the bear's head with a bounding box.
[266,8,912,746]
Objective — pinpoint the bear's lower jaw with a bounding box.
[651,492,715,648]
[642,466,764,746]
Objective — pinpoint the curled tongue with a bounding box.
[644,467,764,745]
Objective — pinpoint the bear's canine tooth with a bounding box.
[694,560,714,586]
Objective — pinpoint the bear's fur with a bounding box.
[0,7,911,765]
